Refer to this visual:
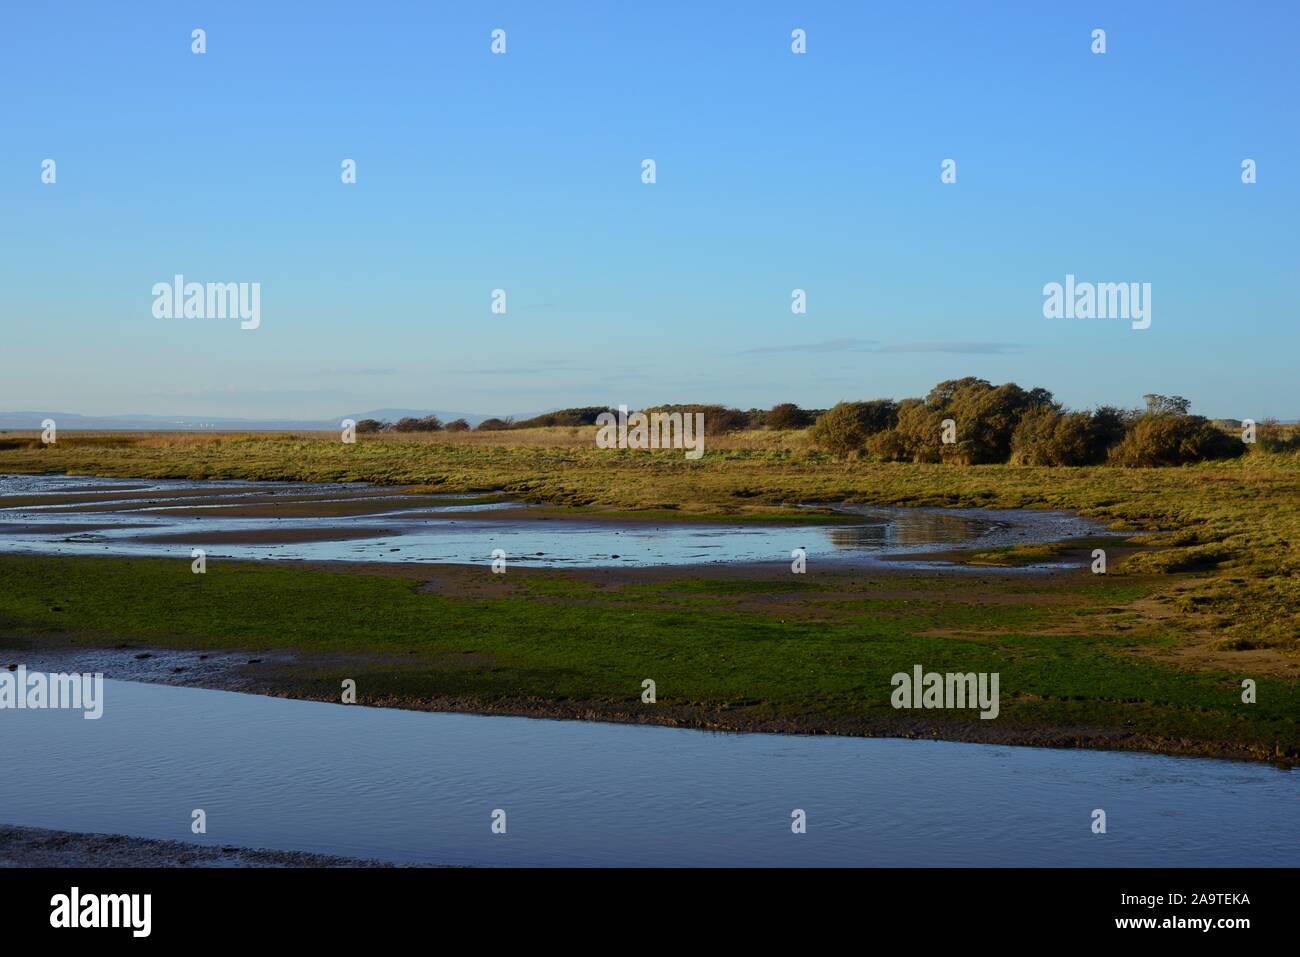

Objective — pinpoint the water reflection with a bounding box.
[820,510,998,548]
[0,475,1103,569]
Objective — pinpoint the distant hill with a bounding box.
[0,409,540,432]
[0,411,328,431]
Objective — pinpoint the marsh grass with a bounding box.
[2,428,1297,651]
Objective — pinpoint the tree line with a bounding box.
[353,379,1292,467]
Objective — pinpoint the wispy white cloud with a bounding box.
[741,339,1022,356]
[876,341,1023,354]
[739,338,879,355]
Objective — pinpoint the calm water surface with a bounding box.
[0,679,1294,867]
[0,474,1103,568]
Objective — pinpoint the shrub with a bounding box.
[392,416,442,433]
[476,417,513,431]
[865,428,908,460]
[443,419,470,433]
[810,403,867,455]
[889,398,942,462]
[1091,406,1134,450]
[354,419,388,434]
[512,407,613,429]
[810,400,897,455]
[644,404,750,436]
[1254,418,1300,453]
[766,403,813,430]
[1010,407,1131,466]
[1143,394,1191,416]
[1109,413,1242,467]
[937,380,1055,464]
[704,407,749,435]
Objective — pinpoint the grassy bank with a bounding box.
[0,554,1295,763]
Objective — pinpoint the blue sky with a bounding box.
[2,1,1296,420]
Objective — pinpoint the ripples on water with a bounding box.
[0,680,1293,867]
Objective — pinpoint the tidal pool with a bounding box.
[0,474,1104,569]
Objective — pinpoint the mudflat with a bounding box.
[0,824,390,868]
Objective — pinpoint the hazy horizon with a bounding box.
[0,383,1288,430]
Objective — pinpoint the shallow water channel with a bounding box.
[0,678,1295,866]
[0,474,1102,569]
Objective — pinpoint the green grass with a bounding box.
[0,554,1294,761]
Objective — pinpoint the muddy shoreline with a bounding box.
[4,628,1290,768]
[0,823,394,868]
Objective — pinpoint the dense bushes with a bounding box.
[460,403,828,435]
[809,382,1245,467]
[511,407,613,429]
[392,415,442,433]
[808,403,867,456]
[861,379,1052,464]
[809,400,897,455]
[766,403,814,429]
[1010,406,1131,466]
[642,404,751,435]
[1108,413,1242,467]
